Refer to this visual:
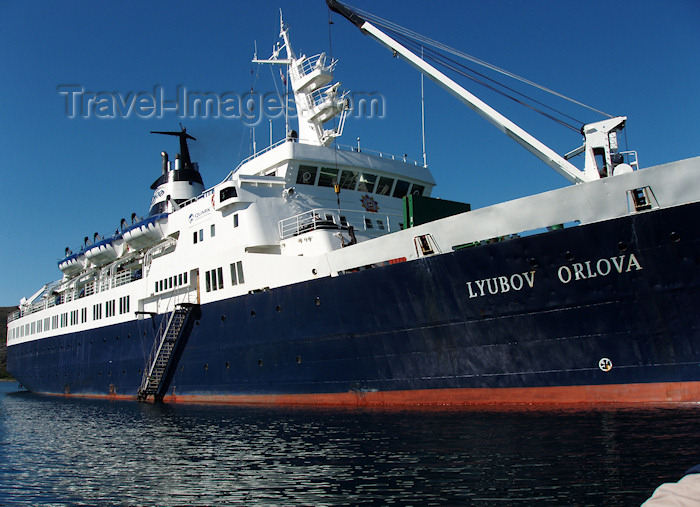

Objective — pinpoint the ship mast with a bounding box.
[253,12,349,146]
[327,0,632,183]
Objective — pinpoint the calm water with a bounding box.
[0,383,698,505]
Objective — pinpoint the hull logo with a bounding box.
[599,358,613,372]
[360,194,379,213]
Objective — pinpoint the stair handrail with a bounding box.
[138,289,197,398]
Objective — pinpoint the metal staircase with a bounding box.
[137,303,196,401]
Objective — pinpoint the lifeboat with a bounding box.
[84,235,124,267]
[58,252,87,276]
[122,213,168,250]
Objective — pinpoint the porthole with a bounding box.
[296,356,302,365]
[221,315,226,321]
[670,232,681,243]
[276,305,282,313]
[251,310,256,317]
[617,242,627,252]
[258,359,263,367]
[315,297,321,306]
[529,258,539,268]
[564,251,575,262]
[204,363,208,371]
[225,361,230,369]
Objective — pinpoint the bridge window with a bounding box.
[376,177,394,195]
[318,167,339,187]
[296,165,317,185]
[392,180,410,198]
[339,170,358,190]
[220,186,237,202]
[411,184,425,196]
[358,173,377,193]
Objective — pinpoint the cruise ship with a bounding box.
[6,2,700,405]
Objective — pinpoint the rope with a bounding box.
[343,2,614,122]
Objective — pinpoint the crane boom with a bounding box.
[327,0,599,184]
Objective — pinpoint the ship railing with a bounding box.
[334,144,421,166]
[224,139,291,181]
[8,267,143,323]
[620,150,639,170]
[291,52,336,82]
[278,208,402,240]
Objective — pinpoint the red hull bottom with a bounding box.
[164,382,700,406]
[39,381,700,406]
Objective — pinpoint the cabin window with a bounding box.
[392,180,410,198]
[296,165,317,185]
[183,272,188,285]
[217,267,224,290]
[199,229,204,242]
[178,274,183,286]
[318,167,339,187]
[358,173,377,193]
[376,177,394,195]
[205,271,211,292]
[593,147,608,177]
[220,186,237,202]
[377,220,385,230]
[81,308,87,323]
[211,224,216,237]
[233,214,239,228]
[230,261,245,286]
[193,231,198,244]
[211,269,218,291]
[339,170,358,190]
[364,218,374,229]
[411,184,425,196]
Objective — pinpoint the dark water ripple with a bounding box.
[1,382,699,505]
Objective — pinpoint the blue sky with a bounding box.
[1,0,698,305]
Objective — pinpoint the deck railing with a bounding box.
[278,208,402,240]
[8,267,142,323]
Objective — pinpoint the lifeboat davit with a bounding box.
[58,252,87,276]
[84,235,124,267]
[122,213,168,250]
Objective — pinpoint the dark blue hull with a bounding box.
[8,201,700,404]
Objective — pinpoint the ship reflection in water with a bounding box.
[0,384,697,505]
